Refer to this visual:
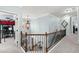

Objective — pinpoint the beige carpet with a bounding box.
[0,37,22,53]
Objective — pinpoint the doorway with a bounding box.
[0,20,15,42]
[2,25,15,38]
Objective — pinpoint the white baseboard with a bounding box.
[20,47,26,53]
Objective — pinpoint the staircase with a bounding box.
[48,34,79,53]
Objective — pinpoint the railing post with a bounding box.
[20,31,22,46]
[25,32,27,52]
[45,32,48,53]
[32,38,34,51]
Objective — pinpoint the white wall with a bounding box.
[0,15,14,20]
[61,15,77,36]
[30,15,61,34]
[77,7,79,42]
[14,15,22,47]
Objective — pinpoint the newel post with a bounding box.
[32,38,34,51]
[25,32,27,52]
[20,31,22,46]
[45,32,48,53]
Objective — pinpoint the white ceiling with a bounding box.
[0,6,77,19]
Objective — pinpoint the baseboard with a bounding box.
[20,47,26,53]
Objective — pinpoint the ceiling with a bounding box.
[0,6,77,19]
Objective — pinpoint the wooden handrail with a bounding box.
[26,34,45,36]
[24,30,65,36]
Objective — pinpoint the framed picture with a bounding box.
[61,20,68,28]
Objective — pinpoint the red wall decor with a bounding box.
[0,20,15,25]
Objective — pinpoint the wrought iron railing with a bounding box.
[21,29,66,53]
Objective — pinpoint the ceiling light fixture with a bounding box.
[64,8,73,13]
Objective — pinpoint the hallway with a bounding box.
[0,38,22,53]
[0,6,78,53]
